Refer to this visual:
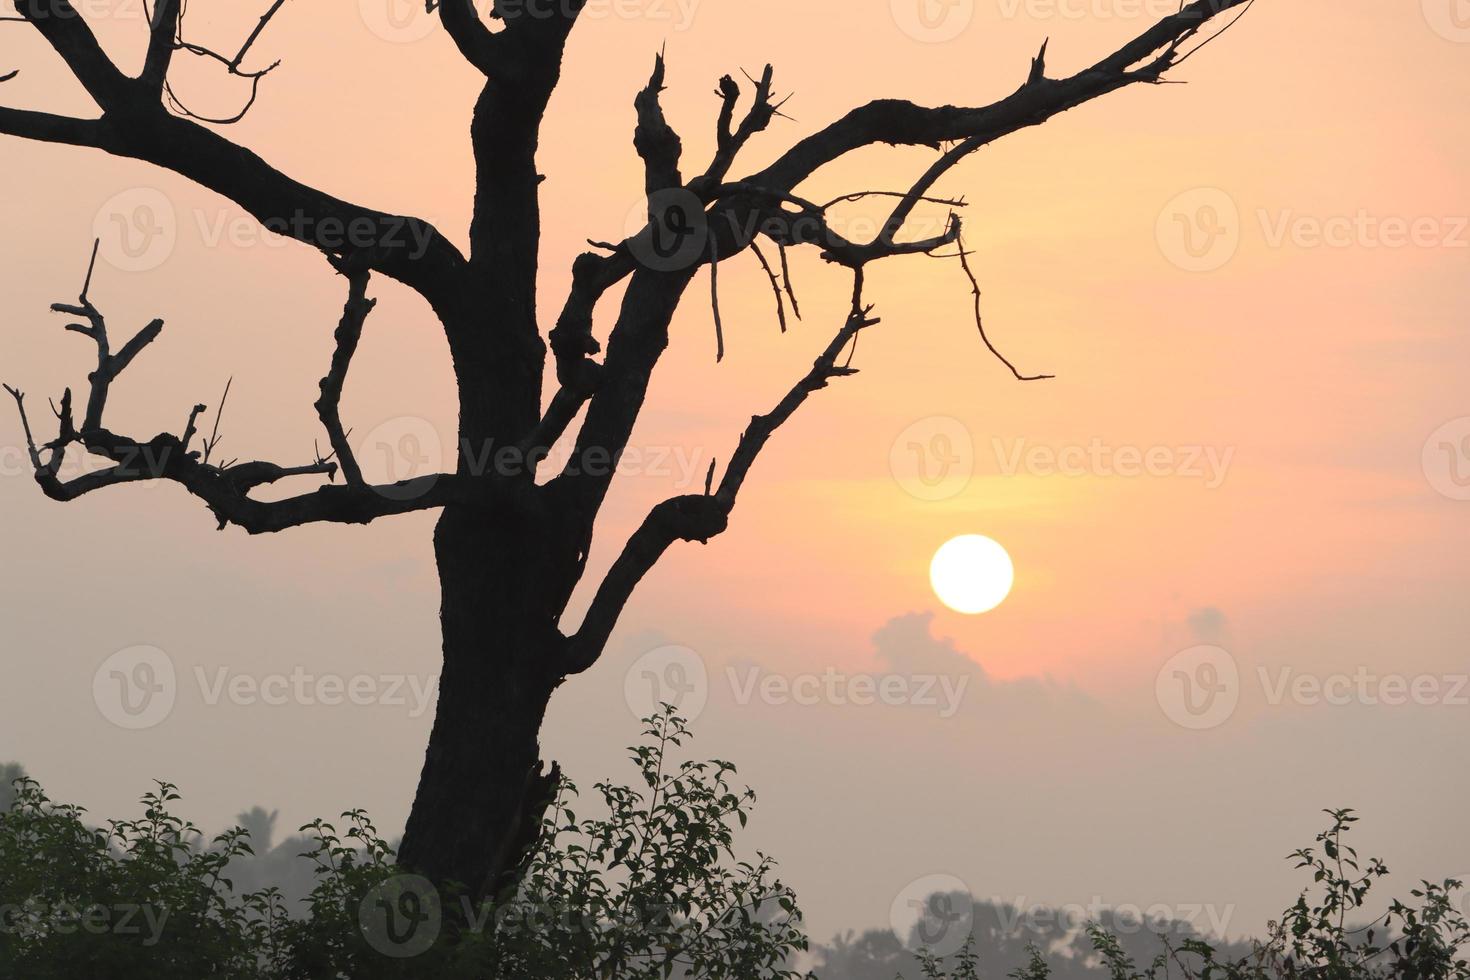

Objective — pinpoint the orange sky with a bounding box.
[2,0,1468,947]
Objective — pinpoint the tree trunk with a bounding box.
[397,501,566,902]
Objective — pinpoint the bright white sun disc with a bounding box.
[929,535,1014,615]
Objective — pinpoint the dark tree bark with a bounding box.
[398,503,565,899]
[0,0,1255,902]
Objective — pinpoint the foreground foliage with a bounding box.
[3,724,1466,979]
[0,708,809,979]
[915,810,1470,980]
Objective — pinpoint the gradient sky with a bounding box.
[2,0,1468,948]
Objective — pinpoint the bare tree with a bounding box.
[1,0,1253,901]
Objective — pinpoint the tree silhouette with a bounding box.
[0,0,1252,901]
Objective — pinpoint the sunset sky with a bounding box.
[2,0,1468,947]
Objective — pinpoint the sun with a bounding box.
[929,535,1015,615]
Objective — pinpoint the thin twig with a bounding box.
[955,237,1053,382]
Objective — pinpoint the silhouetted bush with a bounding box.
[0,709,808,979]
[3,735,1466,979]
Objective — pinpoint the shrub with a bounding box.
[0,708,812,979]
[914,810,1470,980]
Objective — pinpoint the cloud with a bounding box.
[870,612,1095,720]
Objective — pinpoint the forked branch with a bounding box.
[3,246,461,533]
[551,0,1254,672]
[562,272,879,675]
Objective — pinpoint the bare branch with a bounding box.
[140,0,182,95]
[0,105,102,145]
[181,402,207,453]
[9,0,131,110]
[3,384,46,474]
[202,377,232,467]
[562,492,728,675]
[709,232,724,362]
[5,258,463,533]
[163,0,289,126]
[691,64,781,195]
[562,273,878,675]
[713,272,876,506]
[634,51,683,195]
[777,241,801,320]
[750,0,1252,195]
[434,0,497,75]
[955,237,1053,382]
[748,240,789,334]
[315,269,376,487]
[3,0,464,308]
